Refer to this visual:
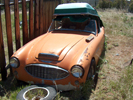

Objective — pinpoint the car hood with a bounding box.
[33,33,84,61]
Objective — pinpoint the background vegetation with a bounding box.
[61,0,133,13]
[96,0,133,12]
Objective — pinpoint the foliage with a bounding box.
[61,0,65,3]
[97,0,127,9]
[0,6,4,10]
[18,2,29,10]
[97,0,113,9]
[113,0,127,9]
[69,0,76,3]
[61,0,76,3]
[129,2,133,13]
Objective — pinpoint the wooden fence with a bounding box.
[0,0,61,81]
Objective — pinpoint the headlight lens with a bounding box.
[71,65,84,78]
[9,57,19,68]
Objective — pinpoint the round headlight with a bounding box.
[10,57,19,68]
[71,65,84,78]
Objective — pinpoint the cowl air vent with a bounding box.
[25,64,69,80]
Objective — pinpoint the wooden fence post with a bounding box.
[14,0,21,50]
[4,0,13,74]
[22,0,29,45]
[43,1,46,33]
[34,0,39,37]
[0,7,7,81]
[39,0,43,35]
[29,0,34,40]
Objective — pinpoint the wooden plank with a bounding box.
[4,0,13,58]
[29,0,34,40]
[22,0,29,45]
[49,1,53,26]
[39,0,43,35]
[52,0,56,19]
[4,0,13,74]
[0,7,7,81]
[43,1,47,33]
[52,1,55,19]
[56,0,59,7]
[34,0,39,37]
[45,2,49,31]
[14,0,21,50]
[48,1,51,30]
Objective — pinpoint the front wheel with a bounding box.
[87,59,96,80]
[87,59,97,88]
[16,85,56,100]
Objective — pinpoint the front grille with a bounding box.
[25,64,69,80]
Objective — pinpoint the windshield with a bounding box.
[48,16,96,35]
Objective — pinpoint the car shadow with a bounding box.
[0,74,28,97]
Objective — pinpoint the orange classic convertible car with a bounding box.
[10,3,104,91]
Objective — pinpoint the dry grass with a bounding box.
[89,9,133,100]
[99,9,133,37]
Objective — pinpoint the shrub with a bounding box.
[129,2,133,13]
[97,0,113,9]
[113,0,127,9]
[97,0,127,9]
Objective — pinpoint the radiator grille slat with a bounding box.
[25,64,69,80]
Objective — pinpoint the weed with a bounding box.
[112,43,119,47]
[25,88,47,99]
[123,16,128,23]
[131,17,133,20]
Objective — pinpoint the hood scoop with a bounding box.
[37,53,59,61]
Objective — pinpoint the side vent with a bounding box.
[86,36,94,42]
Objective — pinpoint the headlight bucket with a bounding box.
[71,65,84,78]
[9,57,20,68]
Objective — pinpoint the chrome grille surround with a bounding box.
[25,64,69,80]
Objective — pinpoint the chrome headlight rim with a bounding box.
[9,57,20,68]
[71,65,84,78]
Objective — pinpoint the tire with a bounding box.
[87,59,96,80]
[16,85,56,100]
[86,59,97,88]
